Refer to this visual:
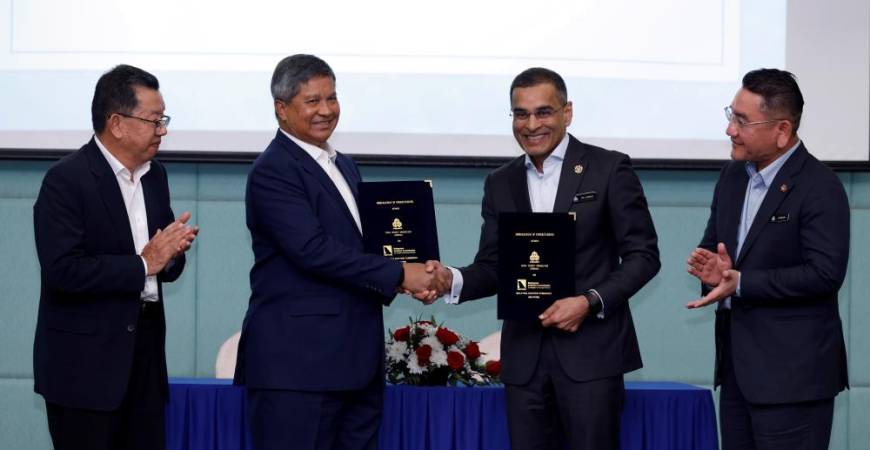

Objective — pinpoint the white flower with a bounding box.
[417,322,437,336]
[430,347,448,367]
[407,353,427,374]
[420,336,444,353]
[387,341,408,363]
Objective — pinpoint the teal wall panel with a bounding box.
[194,200,253,377]
[631,205,717,384]
[0,199,40,377]
[849,210,870,384]
[1,158,867,449]
[848,388,870,449]
[162,199,199,377]
[0,381,52,450]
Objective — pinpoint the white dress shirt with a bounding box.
[281,129,362,233]
[94,136,159,302]
[442,135,608,317]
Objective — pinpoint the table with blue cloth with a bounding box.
[167,378,718,450]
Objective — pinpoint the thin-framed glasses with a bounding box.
[724,106,786,128]
[117,112,171,129]
[511,104,566,121]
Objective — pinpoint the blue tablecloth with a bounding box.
[167,378,718,450]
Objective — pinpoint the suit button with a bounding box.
[127,324,136,332]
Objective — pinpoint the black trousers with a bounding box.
[719,310,834,450]
[46,301,166,450]
[505,332,625,450]
[246,371,384,450]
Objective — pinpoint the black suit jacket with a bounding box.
[459,135,660,385]
[32,138,184,411]
[700,143,849,404]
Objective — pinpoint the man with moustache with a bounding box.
[33,64,197,450]
[234,54,437,450]
[687,68,849,449]
[426,67,660,449]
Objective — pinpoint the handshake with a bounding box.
[399,260,454,304]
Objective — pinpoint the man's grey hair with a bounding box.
[270,54,336,102]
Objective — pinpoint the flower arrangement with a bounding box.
[385,317,501,386]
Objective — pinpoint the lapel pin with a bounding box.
[780,184,788,193]
[574,164,583,175]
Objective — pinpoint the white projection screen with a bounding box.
[0,0,867,165]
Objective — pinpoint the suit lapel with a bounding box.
[141,167,162,237]
[277,131,361,236]
[85,139,136,253]
[335,155,360,199]
[736,145,806,264]
[720,165,747,259]
[553,137,588,213]
[507,157,532,213]
[334,154,363,238]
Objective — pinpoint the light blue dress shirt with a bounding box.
[723,140,800,308]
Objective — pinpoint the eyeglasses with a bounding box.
[724,106,786,128]
[511,104,566,121]
[117,113,171,129]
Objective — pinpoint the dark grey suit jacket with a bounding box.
[459,135,660,385]
[701,143,849,404]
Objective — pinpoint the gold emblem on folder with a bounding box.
[529,251,540,264]
[392,218,403,230]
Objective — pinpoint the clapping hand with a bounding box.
[686,242,738,308]
[140,211,199,276]
[687,242,732,286]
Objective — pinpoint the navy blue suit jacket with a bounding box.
[33,138,184,410]
[701,143,850,404]
[459,136,660,385]
[234,130,402,391]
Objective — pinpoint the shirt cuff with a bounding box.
[140,256,149,276]
[441,267,464,305]
[588,288,605,319]
[735,272,742,298]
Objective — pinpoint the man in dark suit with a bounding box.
[427,67,660,449]
[33,64,198,450]
[234,54,436,450]
[687,68,849,450]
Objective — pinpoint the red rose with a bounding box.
[393,326,410,342]
[485,360,502,376]
[447,351,465,370]
[436,328,459,346]
[415,345,432,365]
[464,342,481,360]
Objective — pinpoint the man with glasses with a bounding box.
[687,68,849,449]
[425,67,660,449]
[33,64,197,450]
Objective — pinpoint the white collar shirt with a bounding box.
[281,129,362,233]
[523,134,569,213]
[94,136,158,302]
